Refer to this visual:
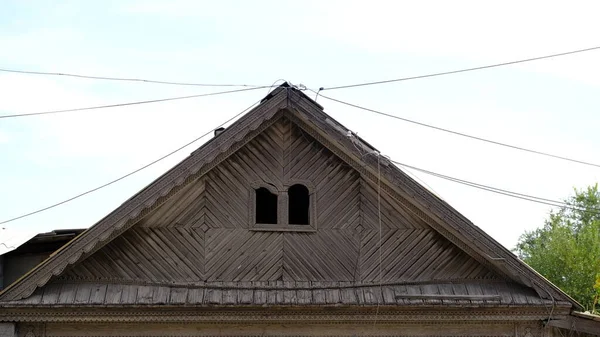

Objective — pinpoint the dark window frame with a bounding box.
[249,180,316,232]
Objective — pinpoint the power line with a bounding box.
[322,45,600,90]
[0,67,263,88]
[0,86,268,119]
[0,99,261,226]
[314,91,600,169]
[390,159,600,215]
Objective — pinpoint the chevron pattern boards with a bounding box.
[61,117,500,284]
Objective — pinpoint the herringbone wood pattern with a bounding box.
[62,117,499,283]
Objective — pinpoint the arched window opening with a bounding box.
[255,187,278,224]
[288,184,310,225]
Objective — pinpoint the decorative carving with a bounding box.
[1,308,563,324]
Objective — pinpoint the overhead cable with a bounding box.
[390,159,600,215]
[314,91,600,169]
[0,86,268,119]
[0,67,263,88]
[322,45,600,90]
[0,99,261,225]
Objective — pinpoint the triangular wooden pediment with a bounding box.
[58,116,498,284]
[0,85,579,310]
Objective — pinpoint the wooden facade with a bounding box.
[0,84,598,337]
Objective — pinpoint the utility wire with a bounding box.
[0,86,268,119]
[0,99,261,225]
[322,45,600,90]
[390,159,600,215]
[0,67,263,88]
[314,90,600,169]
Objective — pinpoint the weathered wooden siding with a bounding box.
[60,117,499,284]
[13,280,552,307]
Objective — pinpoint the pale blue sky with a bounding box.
[1,0,599,249]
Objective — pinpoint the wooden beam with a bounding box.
[395,294,501,301]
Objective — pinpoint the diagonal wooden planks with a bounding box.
[62,227,205,282]
[205,229,283,281]
[59,116,502,286]
[283,230,360,281]
[359,228,498,282]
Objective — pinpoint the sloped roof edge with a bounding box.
[0,85,582,311]
[283,88,582,310]
[0,86,289,301]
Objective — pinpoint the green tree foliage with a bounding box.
[516,184,600,312]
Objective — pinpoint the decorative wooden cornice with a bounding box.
[0,307,568,323]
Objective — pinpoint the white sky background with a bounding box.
[0,0,599,250]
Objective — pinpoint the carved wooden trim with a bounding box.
[1,308,563,323]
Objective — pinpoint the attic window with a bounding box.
[250,181,316,232]
[255,187,278,224]
[288,184,309,225]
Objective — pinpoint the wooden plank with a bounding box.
[206,282,223,304]
[355,283,366,304]
[479,282,501,305]
[134,228,188,281]
[381,285,396,305]
[404,285,423,305]
[152,286,170,304]
[74,284,93,304]
[186,287,205,305]
[169,287,188,304]
[493,282,514,304]
[324,282,340,304]
[420,284,442,305]
[253,281,267,305]
[104,284,124,304]
[437,283,456,305]
[392,285,408,305]
[339,282,357,304]
[465,283,484,305]
[120,284,138,304]
[40,283,62,305]
[451,283,470,305]
[57,284,77,304]
[222,282,237,305]
[282,281,297,305]
[296,281,312,305]
[115,233,167,281]
[267,281,277,304]
[311,281,326,305]
[152,228,202,281]
[238,281,253,304]
[136,286,154,304]
[88,284,108,304]
[363,285,381,305]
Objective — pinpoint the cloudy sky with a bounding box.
[1,0,599,250]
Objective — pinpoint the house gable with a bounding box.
[57,115,497,285]
[0,85,579,312]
